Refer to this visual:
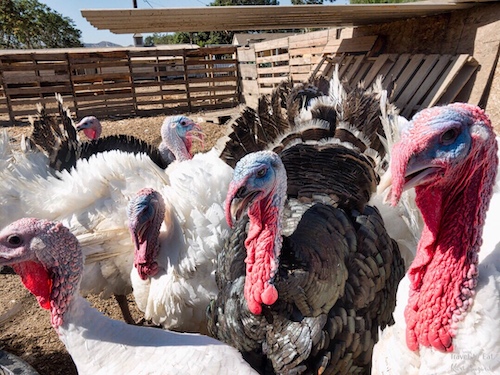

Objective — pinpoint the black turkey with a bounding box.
[207,73,405,374]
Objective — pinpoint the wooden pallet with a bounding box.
[317,53,479,118]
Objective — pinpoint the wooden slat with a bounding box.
[396,54,440,110]
[323,35,379,55]
[343,55,367,82]
[361,54,397,88]
[437,57,478,104]
[258,65,290,74]
[382,53,411,90]
[256,54,290,64]
[392,54,426,100]
[425,54,471,107]
[401,54,453,117]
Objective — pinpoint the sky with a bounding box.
[39,0,347,47]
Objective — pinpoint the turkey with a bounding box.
[0,218,259,375]
[28,94,202,171]
[74,115,102,140]
[206,75,405,374]
[0,113,201,324]
[126,148,233,333]
[0,350,39,375]
[371,103,500,374]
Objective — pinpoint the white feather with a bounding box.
[132,148,233,333]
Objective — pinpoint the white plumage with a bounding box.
[129,148,233,333]
[0,115,202,324]
[372,105,500,375]
[0,218,258,375]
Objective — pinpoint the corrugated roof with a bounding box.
[80,1,484,34]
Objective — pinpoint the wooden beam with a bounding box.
[81,3,474,34]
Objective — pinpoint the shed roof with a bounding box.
[80,1,484,34]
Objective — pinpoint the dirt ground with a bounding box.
[0,109,234,375]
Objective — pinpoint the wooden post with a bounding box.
[66,53,79,118]
[127,50,138,113]
[183,50,192,113]
[0,58,15,124]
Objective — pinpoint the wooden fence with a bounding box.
[316,53,479,118]
[0,45,239,123]
[0,29,482,123]
[237,29,382,107]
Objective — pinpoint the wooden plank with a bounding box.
[6,85,72,96]
[361,54,397,88]
[352,61,373,86]
[343,55,367,83]
[397,54,440,112]
[290,65,314,74]
[258,65,289,74]
[323,35,379,55]
[289,46,326,57]
[75,92,136,101]
[289,30,329,45]
[253,38,289,53]
[3,74,70,85]
[337,55,353,78]
[392,54,426,101]
[256,54,290,64]
[425,54,471,107]
[258,76,288,85]
[437,58,478,105]
[290,73,310,82]
[71,72,131,82]
[401,55,453,118]
[382,53,411,91]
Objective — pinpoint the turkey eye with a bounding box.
[180,120,186,126]
[256,168,267,178]
[7,235,22,246]
[440,128,459,145]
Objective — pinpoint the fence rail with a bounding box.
[0,45,239,123]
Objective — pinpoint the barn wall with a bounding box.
[353,2,500,130]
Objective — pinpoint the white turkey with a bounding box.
[371,103,500,374]
[126,149,233,333]
[206,74,405,374]
[74,115,102,140]
[0,217,259,375]
[0,113,201,324]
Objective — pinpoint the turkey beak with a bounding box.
[75,120,90,132]
[226,185,258,228]
[188,123,204,144]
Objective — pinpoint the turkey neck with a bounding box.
[244,182,286,315]
[160,128,190,162]
[405,146,498,353]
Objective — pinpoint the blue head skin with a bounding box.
[127,188,165,280]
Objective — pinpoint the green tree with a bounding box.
[350,0,416,3]
[210,0,279,5]
[0,0,82,49]
[291,1,336,4]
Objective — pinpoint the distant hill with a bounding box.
[84,41,122,48]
